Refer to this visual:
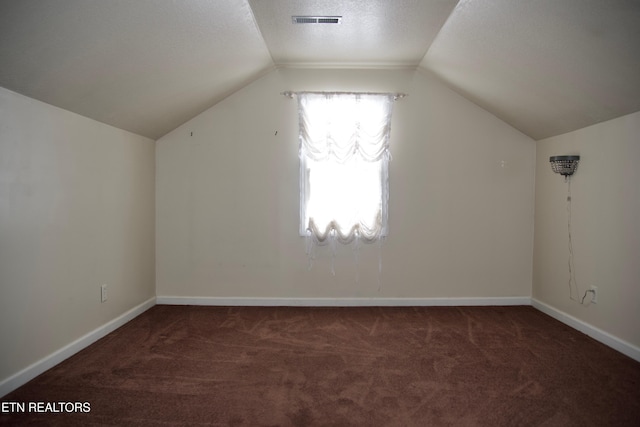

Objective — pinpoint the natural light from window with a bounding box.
[306,156,382,237]
[298,92,395,244]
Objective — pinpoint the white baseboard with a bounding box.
[3,295,635,399]
[156,296,531,307]
[0,297,156,398]
[531,298,640,362]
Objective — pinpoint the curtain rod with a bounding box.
[281,91,407,100]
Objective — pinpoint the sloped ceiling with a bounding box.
[0,0,274,139]
[0,0,639,140]
[422,0,640,140]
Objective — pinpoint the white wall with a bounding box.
[156,68,536,300]
[534,111,640,348]
[0,88,155,384]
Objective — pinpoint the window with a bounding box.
[297,92,396,245]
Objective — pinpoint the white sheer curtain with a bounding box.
[298,92,395,246]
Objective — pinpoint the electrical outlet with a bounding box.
[590,286,597,304]
[101,284,108,303]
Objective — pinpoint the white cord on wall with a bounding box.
[566,177,593,305]
[567,178,578,300]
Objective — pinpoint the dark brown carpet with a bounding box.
[1,305,639,426]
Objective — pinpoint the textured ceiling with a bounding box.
[0,0,274,139]
[249,0,457,67]
[0,0,639,140]
[422,0,640,140]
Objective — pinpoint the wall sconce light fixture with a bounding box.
[550,155,580,179]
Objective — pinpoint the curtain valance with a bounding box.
[297,93,395,163]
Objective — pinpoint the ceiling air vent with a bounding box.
[292,16,342,24]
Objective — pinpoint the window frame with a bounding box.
[296,92,394,243]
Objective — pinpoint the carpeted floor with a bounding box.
[1,305,639,426]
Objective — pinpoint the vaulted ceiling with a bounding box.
[1,0,639,140]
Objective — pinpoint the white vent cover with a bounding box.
[292,16,342,24]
